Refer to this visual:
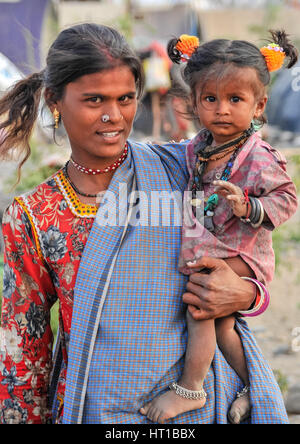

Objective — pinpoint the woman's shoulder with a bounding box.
[4,170,65,225]
[129,138,189,160]
[128,138,190,186]
[14,170,63,208]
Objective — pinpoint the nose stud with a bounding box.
[101,114,110,123]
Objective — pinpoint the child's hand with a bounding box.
[213,180,247,218]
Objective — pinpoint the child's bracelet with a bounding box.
[240,197,264,228]
[238,277,270,317]
[250,198,264,228]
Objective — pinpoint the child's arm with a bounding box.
[213,180,272,223]
[224,256,255,278]
[216,144,298,230]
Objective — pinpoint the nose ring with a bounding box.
[101,114,110,123]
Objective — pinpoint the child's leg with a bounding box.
[140,310,216,423]
[215,315,251,424]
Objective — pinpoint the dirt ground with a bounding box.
[248,252,300,424]
[247,148,300,424]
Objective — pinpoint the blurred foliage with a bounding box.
[9,164,60,195]
[290,154,300,191]
[272,225,295,268]
[272,153,300,267]
[51,300,59,344]
[115,13,134,42]
[248,2,282,40]
[273,369,289,394]
[4,136,67,195]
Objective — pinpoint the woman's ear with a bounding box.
[44,88,58,114]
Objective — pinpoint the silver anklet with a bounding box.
[169,382,207,400]
[236,385,250,398]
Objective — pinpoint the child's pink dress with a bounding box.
[179,131,298,285]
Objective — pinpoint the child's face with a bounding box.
[193,66,267,144]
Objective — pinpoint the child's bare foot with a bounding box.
[140,382,207,424]
[228,386,251,424]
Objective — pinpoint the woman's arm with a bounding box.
[0,201,57,424]
[182,257,257,321]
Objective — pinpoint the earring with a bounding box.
[53,108,60,129]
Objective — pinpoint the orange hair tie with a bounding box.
[260,43,286,72]
[175,34,200,61]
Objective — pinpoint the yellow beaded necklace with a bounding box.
[54,169,98,218]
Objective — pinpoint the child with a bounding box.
[140,30,298,424]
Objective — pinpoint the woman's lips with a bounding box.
[102,131,120,138]
[96,129,124,142]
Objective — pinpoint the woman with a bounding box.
[0,23,287,424]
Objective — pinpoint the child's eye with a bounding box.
[204,96,216,103]
[231,96,241,103]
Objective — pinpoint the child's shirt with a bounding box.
[179,131,298,285]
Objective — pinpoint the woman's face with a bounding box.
[53,65,137,165]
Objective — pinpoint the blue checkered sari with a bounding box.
[62,140,288,424]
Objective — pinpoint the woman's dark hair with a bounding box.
[167,30,298,125]
[0,23,144,182]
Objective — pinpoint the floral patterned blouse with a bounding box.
[0,169,97,424]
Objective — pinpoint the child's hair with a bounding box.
[0,23,144,183]
[167,30,298,125]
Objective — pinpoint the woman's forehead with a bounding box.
[66,65,136,95]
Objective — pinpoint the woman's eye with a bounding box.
[88,97,102,103]
[119,94,134,103]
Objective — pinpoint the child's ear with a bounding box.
[254,94,268,119]
[190,94,197,114]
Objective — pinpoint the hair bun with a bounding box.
[260,43,286,72]
[175,34,200,61]
[261,30,298,70]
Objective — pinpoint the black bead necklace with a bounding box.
[63,162,100,198]
[190,126,254,232]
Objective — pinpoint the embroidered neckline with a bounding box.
[54,169,98,218]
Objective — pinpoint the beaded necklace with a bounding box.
[190,130,252,232]
[63,162,100,198]
[55,169,98,218]
[70,144,128,175]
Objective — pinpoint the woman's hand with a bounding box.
[183,257,256,321]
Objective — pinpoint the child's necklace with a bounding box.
[190,135,249,232]
[197,140,242,162]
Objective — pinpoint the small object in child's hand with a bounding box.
[187,260,197,266]
[186,261,211,274]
